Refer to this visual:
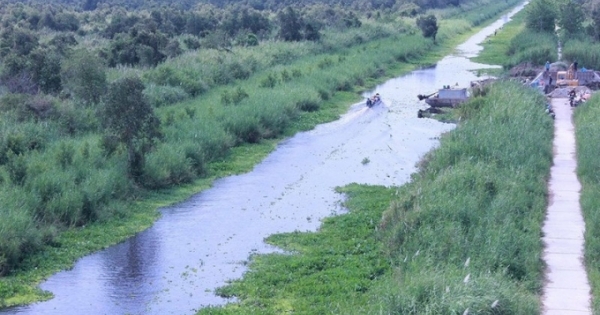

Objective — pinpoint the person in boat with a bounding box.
[373,93,380,102]
[367,93,381,107]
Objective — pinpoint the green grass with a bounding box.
[562,39,600,71]
[367,81,552,314]
[574,95,600,314]
[474,9,558,71]
[473,9,527,66]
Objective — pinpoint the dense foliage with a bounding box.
[0,0,525,308]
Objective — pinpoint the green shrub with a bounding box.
[52,102,100,135]
[143,84,190,107]
[144,65,208,96]
[296,98,320,112]
[0,188,44,275]
[220,87,249,106]
[222,110,263,144]
[259,73,278,88]
[142,144,194,189]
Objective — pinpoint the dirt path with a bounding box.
[542,97,592,314]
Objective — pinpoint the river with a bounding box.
[2,3,526,314]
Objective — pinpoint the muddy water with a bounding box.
[3,4,525,315]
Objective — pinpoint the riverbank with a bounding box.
[0,1,525,309]
[197,80,553,314]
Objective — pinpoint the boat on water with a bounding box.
[418,87,469,108]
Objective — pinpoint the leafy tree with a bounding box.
[304,23,320,41]
[61,49,107,105]
[592,7,600,41]
[30,49,62,94]
[278,7,303,41]
[83,0,99,11]
[558,0,584,35]
[416,14,439,43]
[525,0,557,32]
[101,76,161,180]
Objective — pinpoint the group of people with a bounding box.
[366,93,381,107]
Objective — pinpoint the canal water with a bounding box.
[2,3,526,315]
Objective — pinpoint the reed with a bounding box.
[562,39,600,70]
[504,29,557,68]
[574,95,600,312]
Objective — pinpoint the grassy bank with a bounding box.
[574,96,600,313]
[474,9,557,70]
[197,81,553,314]
[0,0,524,308]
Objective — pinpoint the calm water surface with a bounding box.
[2,3,526,314]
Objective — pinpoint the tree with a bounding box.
[558,0,584,35]
[525,0,557,32]
[101,76,161,180]
[61,49,107,105]
[278,7,303,41]
[416,14,439,43]
[592,7,600,41]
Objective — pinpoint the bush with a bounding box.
[0,188,44,275]
[143,84,190,107]
[222,110,263,144]
[145,65,208,96]
[296,98,320,112]
[259,73,278,88]
[220,87,249,105]
[142,144,194,189]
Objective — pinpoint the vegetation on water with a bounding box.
[575,96,600,313]
[0,0,524,307]
[198,80,553,314]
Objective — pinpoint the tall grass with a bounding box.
[562,39,600,70]
[574,95,600,313]
[505,29,557,68]
[362,81,552,314]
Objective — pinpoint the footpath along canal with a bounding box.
[1,4,526,315]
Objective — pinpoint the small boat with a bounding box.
[418,87,469,108]
[366,94,382,108]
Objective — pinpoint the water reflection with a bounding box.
[2,4,526,315]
